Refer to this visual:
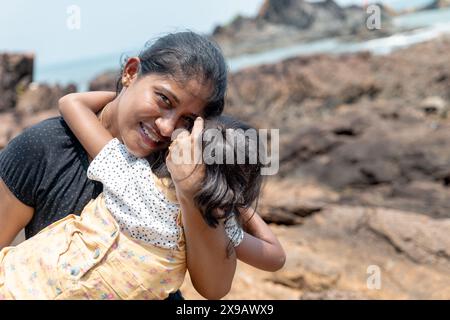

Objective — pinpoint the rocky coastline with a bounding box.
[210,0,398,58]
[1,32,450,299]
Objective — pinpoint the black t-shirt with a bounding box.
[0,116,183,299]
[0,117,103,238]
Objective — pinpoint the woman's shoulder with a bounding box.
[7,116,81,151]
[1,116,89,172]
[0,116,94,211]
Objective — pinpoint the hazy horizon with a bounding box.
[0,0,434,67]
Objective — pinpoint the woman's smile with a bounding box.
[139,121,167,150]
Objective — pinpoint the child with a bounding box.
[0,92,285,300]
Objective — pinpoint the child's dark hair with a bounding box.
[194,115,264,228]
[117,31,227,118]
[149,115,265,254]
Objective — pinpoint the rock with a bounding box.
[15,83,77,115]
[0,112,18,149]
[258,0,346,30]
[0,53,34,112]
[367,207,450,264]
[300,289,369,300]
[181,205,450,299]
[213,0,394,57]
[88,70,119,92]
[268,206,450,299]
[348,180,450,220]
[0,80,76,151]
[271,245,341,291]
[225,36,450,219]
[181,256,301,300]
[18,109,61,131]
[419,96,448,117]
[258,179,339,225]
[420,0,450,11]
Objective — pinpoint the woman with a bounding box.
[0,31,238,299]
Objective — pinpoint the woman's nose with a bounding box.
[155,115,177,138]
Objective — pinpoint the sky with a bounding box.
[0,0,432,67]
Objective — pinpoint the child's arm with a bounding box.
[58,92,116,159]
[235,207,286,272]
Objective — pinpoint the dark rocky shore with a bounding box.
[0,53,76,149]
[1,34,450,299]
[210,0,396,57]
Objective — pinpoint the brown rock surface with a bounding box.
[225,36,450,219]
[0,53,77,151]
[0,53,34,112]
[182,205,450,299]
[15,82,76,116]
[88,70,119,92]
[0,112,18,149]
[0,83,76,151]
[212,0,394,57]
[257,178,339,225]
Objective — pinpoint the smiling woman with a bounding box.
[105,31,227,160]
[0,31,231,300]
[106,71,212,157]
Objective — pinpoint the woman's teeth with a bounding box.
[140,123,161,142]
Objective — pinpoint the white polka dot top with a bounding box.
[87,138,244,249]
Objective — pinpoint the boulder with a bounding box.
[15,82,77,115]
[419,96,448,117]
[258,179,339,225]
[420,0,450,11]
[0,53,34,112]
[0,112,18,149]
[300,289,369,300]
[257,0,345,30]
[225,36,450,219]
[181,205,450,299]
[269,206,450,299]
[88,70,119,92]
[213,0,394,57]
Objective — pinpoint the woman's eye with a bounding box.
[157,93,171,107]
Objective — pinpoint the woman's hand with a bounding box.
[166,117,205,200]
[166,117,236,299]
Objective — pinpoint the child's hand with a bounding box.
[166,117,205,201]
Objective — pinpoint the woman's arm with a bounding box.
[166,118,237,300]
[0,179,34,249]
[235,207,286,272]
[178,194,237,300]
[58,92,116,159]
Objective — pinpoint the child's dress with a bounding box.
[0,138,243,300]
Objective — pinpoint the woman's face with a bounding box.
[115,62,212,158]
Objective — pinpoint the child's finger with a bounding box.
[191,117,204,164]
[172,128,189,141]
[190,117,204,140]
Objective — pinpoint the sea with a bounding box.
[35,7,450,91]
